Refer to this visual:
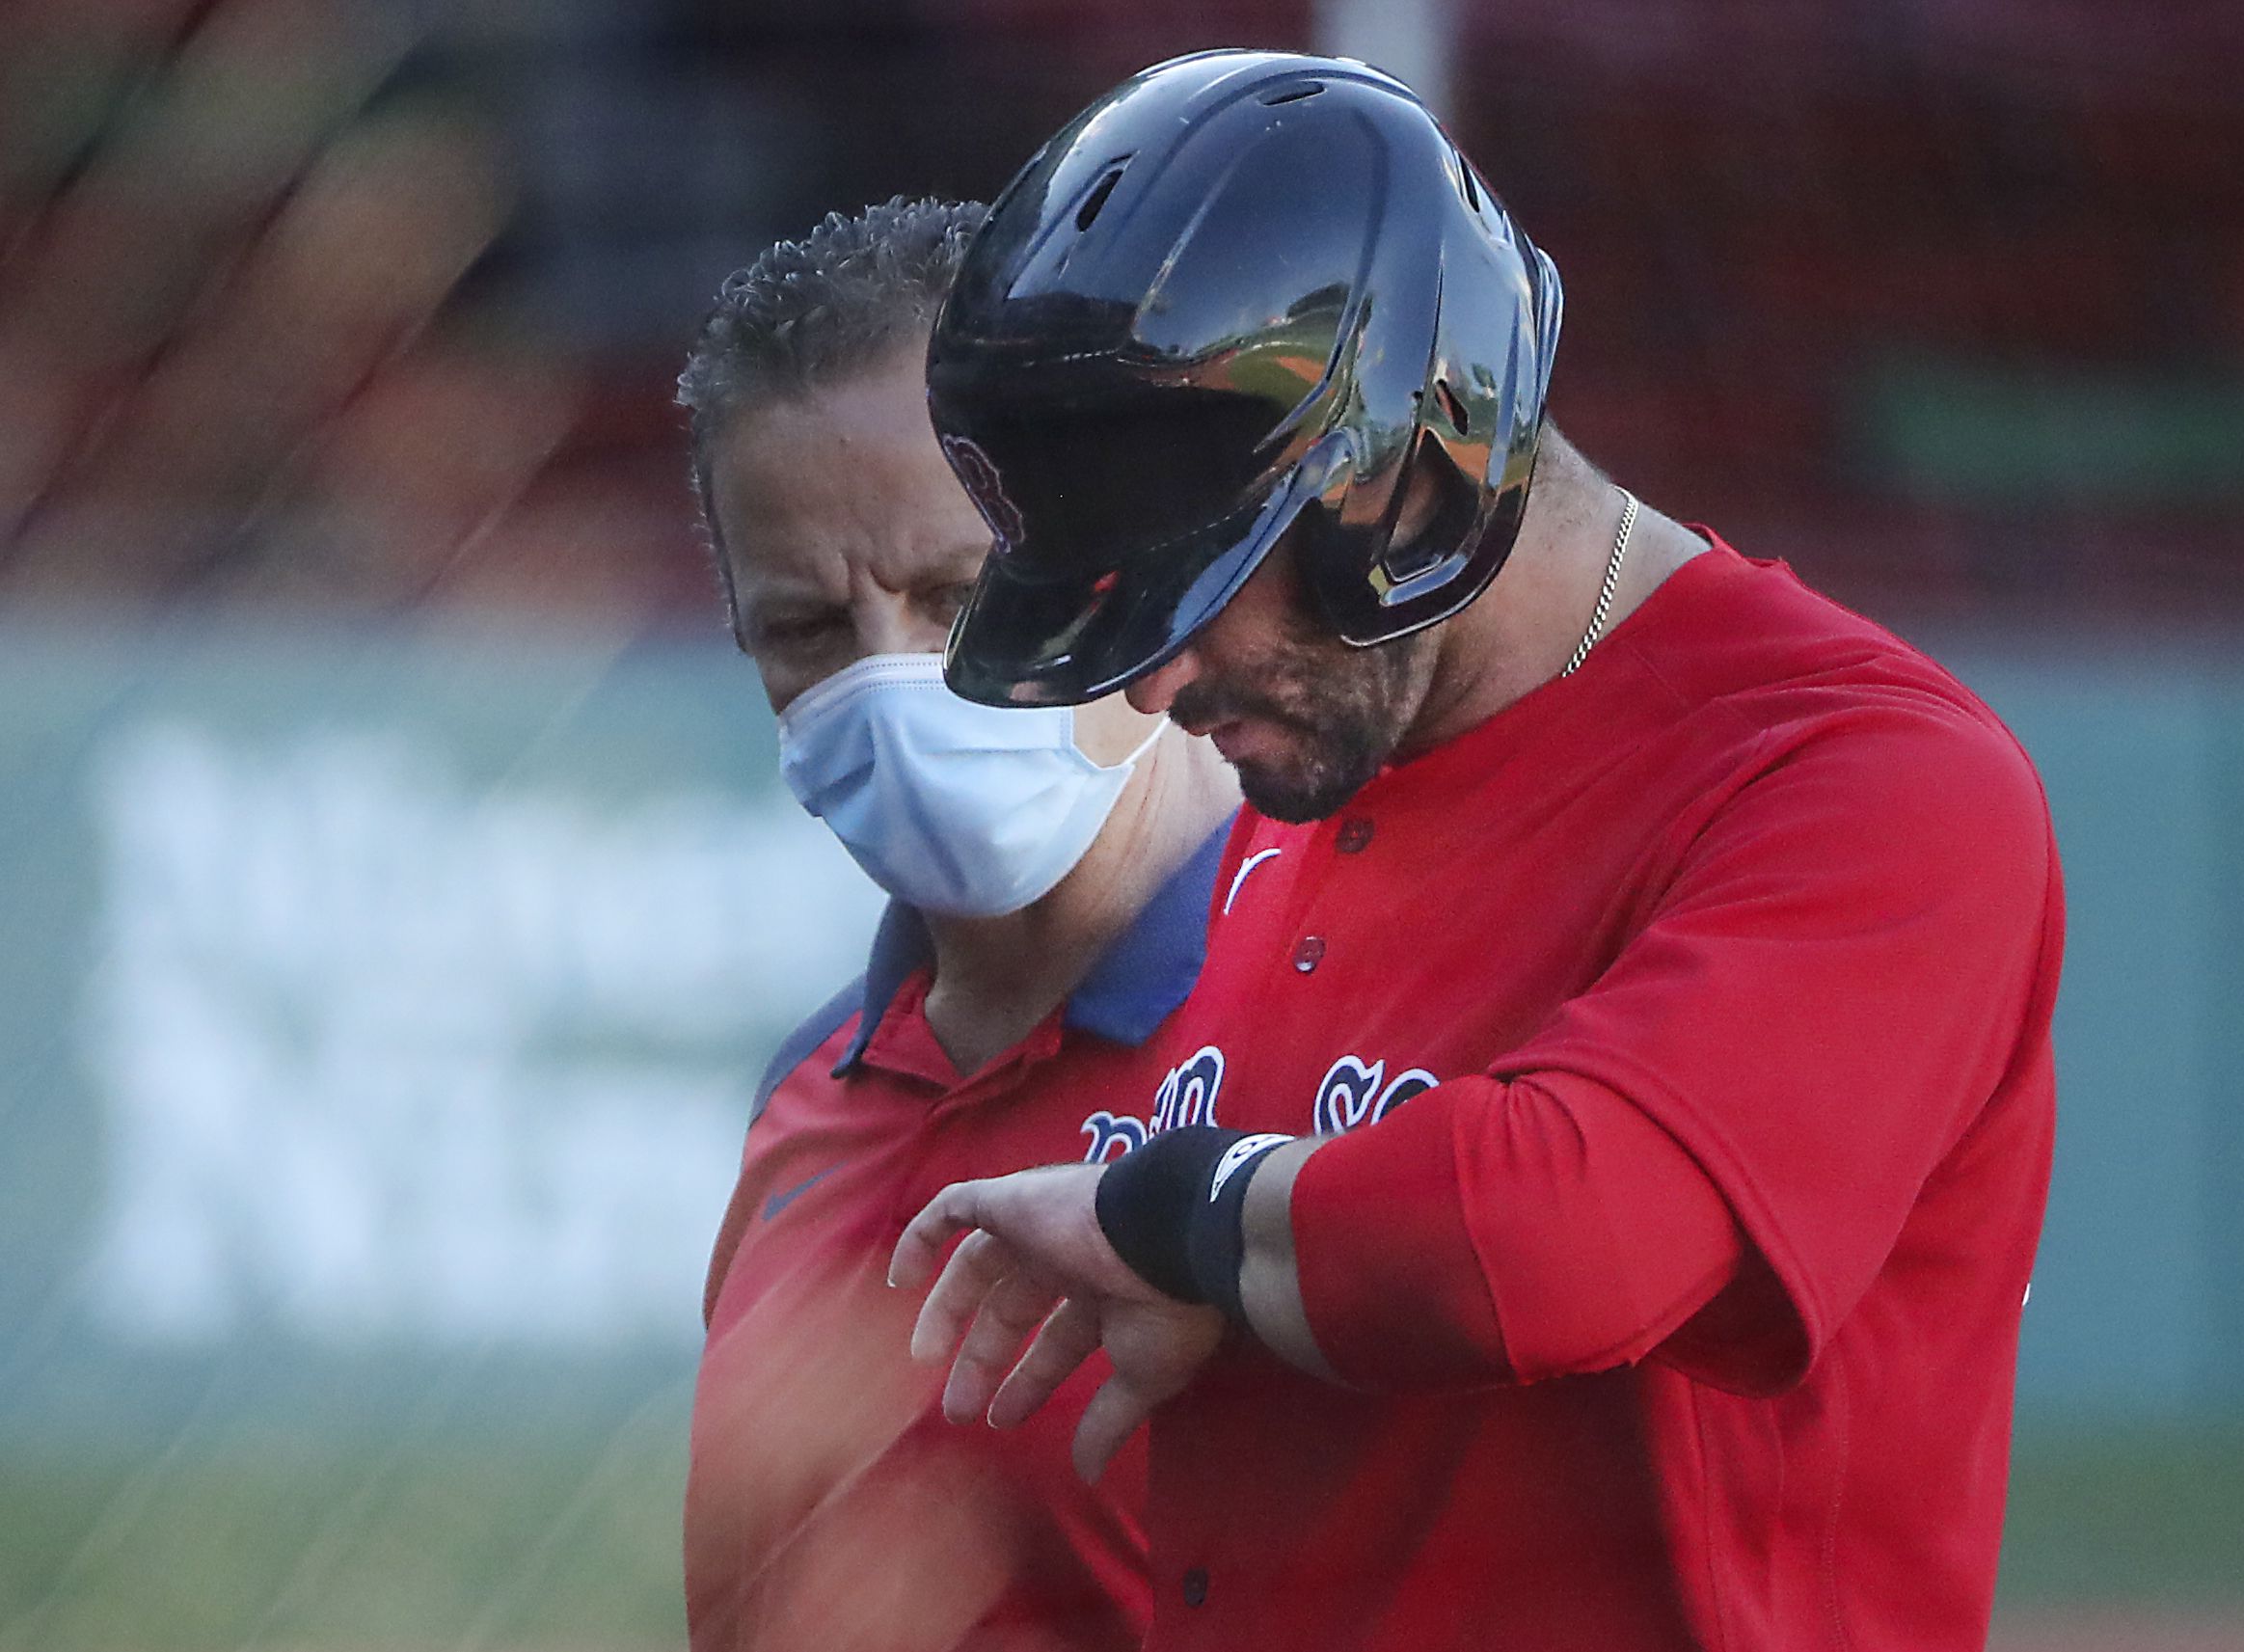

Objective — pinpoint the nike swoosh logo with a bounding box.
[763,1167,835,1222]
[1224,847,1284,915]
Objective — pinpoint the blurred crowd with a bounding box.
[0,0,2237,636]
[0,0,664,628]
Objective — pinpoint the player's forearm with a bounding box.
[1088,1124,1337,1379]
[1284,1072,1745,1390]
[1091,1078,1743,1392]
[1235,1137,1338,1380]
[1083,1127,1340,1379]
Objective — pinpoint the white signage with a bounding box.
[77,722,881,1348]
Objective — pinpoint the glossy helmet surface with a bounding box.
[931,49,1563,707]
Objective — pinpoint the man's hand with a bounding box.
[889,1162,1226,1482]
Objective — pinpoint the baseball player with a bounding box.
[888,53,2063,1652]
[675,199,1239,1651]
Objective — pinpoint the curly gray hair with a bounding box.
[677,196,987,635]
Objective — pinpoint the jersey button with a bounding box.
[1291,935,1325,973]
[1336,816,1374,853]
[1181,1566,1209,1607]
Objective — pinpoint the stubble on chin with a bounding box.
[1235,741,1382,825]
[1230,632,1435,824]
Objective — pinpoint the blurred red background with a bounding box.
[1,0,2237,632]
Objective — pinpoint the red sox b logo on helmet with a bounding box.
[939,434,1028,553]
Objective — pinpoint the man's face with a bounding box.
[709,350,989,716]
[709,345,1159,765]
[1126,542,1438,824]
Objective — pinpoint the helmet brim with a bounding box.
[943,458,1325,708]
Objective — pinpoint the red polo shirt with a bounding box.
[686,825,1230,1652]
[1127,541,2063,1650]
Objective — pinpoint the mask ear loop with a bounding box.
[1118,718,1166,770]
[1082,713,1167,776]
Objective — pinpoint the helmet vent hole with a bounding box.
[1076,166,1126,231]
[1435,379,1470,435]
[1260,82,1325,105]
[1453,151,1482,213]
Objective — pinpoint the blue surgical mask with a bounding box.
[775,653,1160,917]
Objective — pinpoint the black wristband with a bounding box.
[1095,1124,1295,1319]
[1187,1130,1294,1321]
[1095,1125,1235,1303]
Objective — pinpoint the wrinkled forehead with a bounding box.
[713,366,991,591]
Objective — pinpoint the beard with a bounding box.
[1170,624,1437,824]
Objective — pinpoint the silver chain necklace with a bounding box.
[1559,488,1639,678]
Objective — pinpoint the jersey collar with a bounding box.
[832,816,1232,1076]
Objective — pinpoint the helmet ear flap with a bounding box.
[1296,425,1492,643]
[1268,431,1370,638]
[1379,429,1486,590]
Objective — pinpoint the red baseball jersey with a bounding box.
[1130,539,2063,1650]
[687,826,1230,1652]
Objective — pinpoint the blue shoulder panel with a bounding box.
[747,975,866,1131]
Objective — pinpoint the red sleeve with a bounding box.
[1289,702,2057,1395]
[1291,1070,1748,1388]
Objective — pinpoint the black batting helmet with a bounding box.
[931,49,1562,708]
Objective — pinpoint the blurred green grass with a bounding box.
[0,1404,689,1650]
[0,1419,2234,1647]
[1997,1423,2244,1609]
